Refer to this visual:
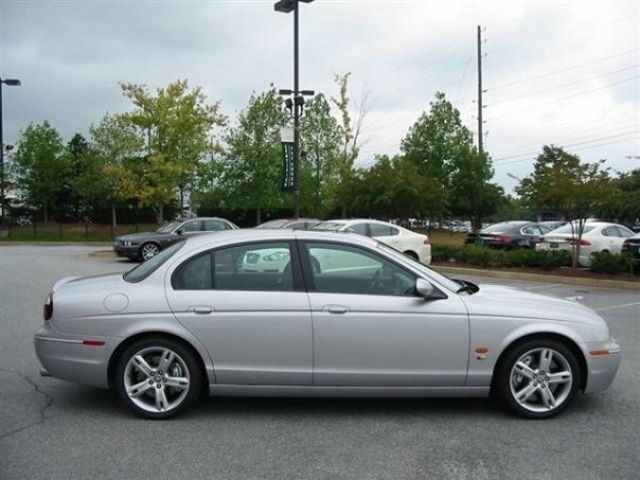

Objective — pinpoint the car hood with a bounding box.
[461,284,606,327]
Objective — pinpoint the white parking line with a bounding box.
[596,302,640,312]
[525,284,563,290]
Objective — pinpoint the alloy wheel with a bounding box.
[509,347,573,413]
[141,243,159,261]
[123,347,191,414]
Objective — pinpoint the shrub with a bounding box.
[430,244,572,269]
[590,251,633,274]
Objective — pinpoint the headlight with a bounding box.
[123,241,137,247]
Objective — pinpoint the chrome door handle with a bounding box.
[325,305,348,314]
[193,306,213,315]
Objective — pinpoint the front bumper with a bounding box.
[34,323,120,389]
[113,243,139,258]
[583,339,622,394]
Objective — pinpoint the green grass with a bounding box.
[0,223,158,242]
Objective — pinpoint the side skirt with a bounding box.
[209,385,490,398]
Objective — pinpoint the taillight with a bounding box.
[539,237,545,243]
[423,237,431,245]
[569,239,591,246]
[495,235,511,244]
[43,293,53,321]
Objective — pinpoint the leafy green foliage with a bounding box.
[12,122,68,221]
[590,251,633,274]
[431,244,572,269]
[219,88,289,223]
[517,146,613,267]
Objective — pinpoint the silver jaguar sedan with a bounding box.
[34,229,621,419]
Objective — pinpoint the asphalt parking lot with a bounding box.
[1,245,638,480]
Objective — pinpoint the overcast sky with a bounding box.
[1,0,639,192]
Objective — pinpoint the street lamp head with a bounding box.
[274,0,314,13]
[1,79,21,86]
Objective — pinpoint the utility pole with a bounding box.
[477,25,484,156]
[292,0,300,217]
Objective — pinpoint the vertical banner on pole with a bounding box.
[280,127,295,193]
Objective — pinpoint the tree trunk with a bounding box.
[341,205,347,219]
[111,203,117,228]
[43,202,49,223]
[256,207,262,225]
[156,204,164,224]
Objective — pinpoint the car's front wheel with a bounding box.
[494,339,581,419]
[139,242,160,261]
[115,337,202,419]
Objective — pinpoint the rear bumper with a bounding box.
[34,323,120,389]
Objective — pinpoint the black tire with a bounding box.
[494,338,581,419]
[115,337,202,419]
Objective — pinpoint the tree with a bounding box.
[300,93,342,217]
[220,88,288,224]
[13,121,68,222]
[599,168,640,225]
[63,133,90,219]
[345,155,447,220]
[517,145,613,267]
[400,92,499,227]
[331,72,369,217]
[116,80,226,222]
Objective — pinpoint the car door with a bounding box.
[301,240,469,387]
[165,240,312,385]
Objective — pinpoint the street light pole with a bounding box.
[0,78,22,229]
[275,0,314,217]
[293,0,300,217]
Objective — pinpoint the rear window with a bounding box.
[124,241,185,283]
[256,219,290,229]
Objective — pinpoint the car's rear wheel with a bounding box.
[494,339,580,419]
[115,337,202,419]
[139,242,160,261]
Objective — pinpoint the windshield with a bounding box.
[311,221,346,232]
[256,219,289,229]
[124,241,185,283]
[377,242,462,293]
[157,221,181,233]
[551,224,596,235]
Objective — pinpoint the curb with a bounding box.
[432,265,640,291]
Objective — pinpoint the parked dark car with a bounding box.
[621,233,640,267]
[464,221,553,249]
[114,217,238,261]
[256,218,320,230]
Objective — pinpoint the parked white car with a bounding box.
[537,222,635,267]
[311,219,432,265]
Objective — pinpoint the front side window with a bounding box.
[305,242,415,296]
[214,242,294,291]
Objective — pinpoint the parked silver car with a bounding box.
[35,230,621,419]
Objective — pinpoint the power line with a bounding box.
[489,64,639,107]
[493,131,640,163]
[487,74,640,121]
[488,49,638,91]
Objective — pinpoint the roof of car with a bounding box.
[181,227,379,250]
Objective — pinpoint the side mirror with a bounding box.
[176,228,184,235]
[415,278,435,298]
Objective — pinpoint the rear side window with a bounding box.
[345,223,368,236]
[172,253,213,290]
[369,224,398,237]
[214,242,295,291]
